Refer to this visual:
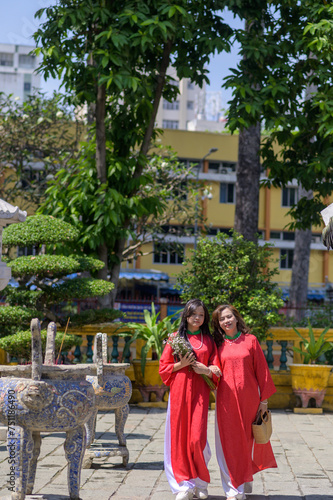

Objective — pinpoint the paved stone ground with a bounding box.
[1,408,333,500]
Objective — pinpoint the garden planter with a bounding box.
[132,359,167,402]
[290,364,333,409]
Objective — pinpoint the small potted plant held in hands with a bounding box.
[121,303,181,403]
[290,320,333,412]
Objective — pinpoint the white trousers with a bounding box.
[164,400,211,494]
[215,411,246,499]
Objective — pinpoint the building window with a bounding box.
[220,183,235,204]
[312,233,322,244]
[282,231,295,241]
[270,231,295,241]
[208,161,236,174]
[208,162,220,172]
[162,120,179,129]
[282,187,297,207]
[187,100,194,110]
[0,52,14,67]
[19,54,35,69]
[187,81,195,90]
[24,82,31,91]
[280,249,294,269]
[163,99,179,110]
[153,243,184,265]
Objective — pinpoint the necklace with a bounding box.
[224,331,242,344]
[190,332,203,350]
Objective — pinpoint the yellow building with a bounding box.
[120,129,329,302]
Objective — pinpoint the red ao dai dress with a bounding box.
[159,332,220,495]
[215,333,277,499]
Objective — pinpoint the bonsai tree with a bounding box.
[292,321,333,365]
[1,214,117,337]
[177,231,284,341]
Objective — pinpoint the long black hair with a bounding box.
[177,298,212,343]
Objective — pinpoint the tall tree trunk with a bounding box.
[288,79,317,321]
[288,187,313,321]
[234,123,261,242]
[95,83,106,183]
[104,41,173,307]
[97,241,110,307]
[109,237,127,308]
[95,82,108,307]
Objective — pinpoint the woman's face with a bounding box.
[187,305,205,332]
[219,308,238,336]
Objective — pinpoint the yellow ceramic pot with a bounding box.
[132,359,166,402]
[132,359,163,386]
[290,364,333,408]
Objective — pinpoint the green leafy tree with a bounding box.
[40,143,202,265]
[222,1,333,317]
[33,0,233,307]
[1,214,115,337]
[0,91,84,210]
[177,231,284,341]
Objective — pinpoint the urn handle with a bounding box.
[31,318,42,381]
[44,322,57,365]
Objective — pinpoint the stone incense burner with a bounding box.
[0,319,96,500]
[83,332,132,468]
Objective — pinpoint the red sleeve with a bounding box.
[207,336,221,386]
[252,336,276,401]
[159,341,175,387]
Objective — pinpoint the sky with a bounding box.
[0,1,243,108]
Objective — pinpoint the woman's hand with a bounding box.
[179,352,195,367]
[192,361,211,377]
[172,352,195,372]
[209,365,222,377]
[258,400,268,414]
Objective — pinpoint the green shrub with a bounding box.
[0,306,43,337]
[45,278,114,302]
[4,288,43,308]
[0,329,82,361]
[281,303,333,329]
[8,254,105,278]
[177,231,284,341]
[70,308,123,326]
[3,214,79,247]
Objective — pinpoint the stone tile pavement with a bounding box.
[1,408,333,500]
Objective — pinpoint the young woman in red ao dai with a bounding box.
[159,299,221,500]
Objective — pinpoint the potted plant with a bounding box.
[290,320,333,411]
[121,303,181,402]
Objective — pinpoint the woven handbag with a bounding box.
[252,409,272,444]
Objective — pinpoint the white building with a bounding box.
[155,67,225,133]
[0,44,41,101]
[155,67,206,131]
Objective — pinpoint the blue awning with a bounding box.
[307,290,326,301]
[281,289,326,301]
[119,269,169,282]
